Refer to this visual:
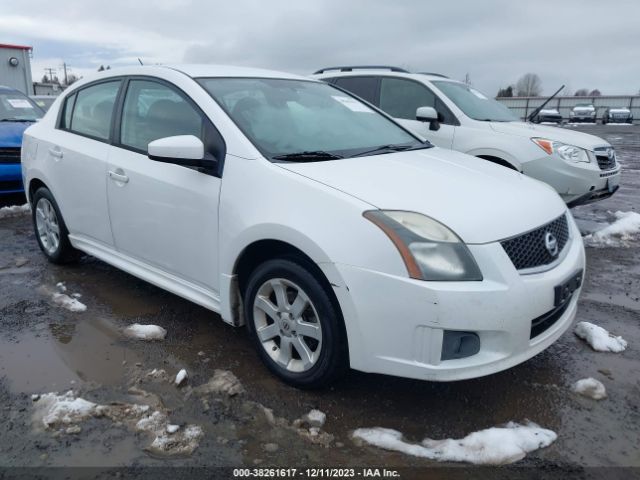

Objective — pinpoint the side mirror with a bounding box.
[416,106,440,131]
[148,135,217,172]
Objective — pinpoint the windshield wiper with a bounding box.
[0,118,37,123]
[351,142,430,158]
[272,151,343,162]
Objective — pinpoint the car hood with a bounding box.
[610,108,631,114]
[277,148,567,244]
[0,121,33,148]
[489,121,608,150]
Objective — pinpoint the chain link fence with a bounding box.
[496,95,639,123]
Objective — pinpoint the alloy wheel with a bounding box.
[252,278,323,373]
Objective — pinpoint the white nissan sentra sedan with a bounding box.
[21,65,585,387]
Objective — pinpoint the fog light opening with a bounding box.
[441,331,480,360]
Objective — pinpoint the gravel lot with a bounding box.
[0,124,638,477]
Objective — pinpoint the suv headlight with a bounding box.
[532,138,590,163]
[363,210,482,281]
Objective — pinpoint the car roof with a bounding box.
[73,64,315,83]
[165,64,312,80]
[313,69,460,84]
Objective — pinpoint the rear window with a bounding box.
[332,76,379,105]
[67,81,121,140]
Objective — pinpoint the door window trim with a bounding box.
[328,75,460,127]
[55,77,125,144]
[112,75,226,177]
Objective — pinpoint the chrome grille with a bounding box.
[594,147,617,170]
[0,147,21,165]
[501,214,569,271]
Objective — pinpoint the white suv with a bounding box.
[22,65,585,387]
[314,66,621,207]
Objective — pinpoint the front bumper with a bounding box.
[332,217,586,381]
[570,116,596,123]
[0,163,24,195]
[523,154,621,206]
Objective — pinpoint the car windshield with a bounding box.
[432,81,517,122]
[0,91,44,122]
[197,77,424,160]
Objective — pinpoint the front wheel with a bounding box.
[244,258,348,388]
[32,187,80,264]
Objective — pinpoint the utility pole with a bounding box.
[44,67,56,83]
[62,62,68,85]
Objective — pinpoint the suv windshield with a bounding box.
[198,78,425,160]
[0,91,44,122]
[432,81,517,122]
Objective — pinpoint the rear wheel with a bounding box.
[32,187,80,264]
[244,258,348,388]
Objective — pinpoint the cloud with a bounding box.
[3,0,639,95]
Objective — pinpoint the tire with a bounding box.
[244,257,348,388]
[32,187,80,264]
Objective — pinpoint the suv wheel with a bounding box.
[32,187,80,264]
[244,258,348,388]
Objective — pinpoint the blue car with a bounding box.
[1,85,44,195]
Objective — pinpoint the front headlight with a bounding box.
[363,210,482,281]
[531,138,590,163]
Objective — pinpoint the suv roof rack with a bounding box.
[313,65,410,74]
[418,72,449,78]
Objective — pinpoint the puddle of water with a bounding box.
[0,316,140,394]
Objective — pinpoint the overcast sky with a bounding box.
[1,0,638,96]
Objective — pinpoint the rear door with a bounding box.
[106,77,223,293]
[38,80,122,246]
[378,77,456,148]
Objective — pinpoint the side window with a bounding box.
[120,80,203,152]
[70,81,121,140]
[332,76,379,105]
[379,78,436,120]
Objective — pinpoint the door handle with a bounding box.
[48,147,63,159]
[108,170,129,184]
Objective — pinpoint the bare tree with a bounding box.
[574,88,589,96]
[589,89,601,96]
[515,73,542,96]
[66,74,79,85]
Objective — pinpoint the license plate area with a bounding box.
[554,270,583,307]
[607,175,620,192]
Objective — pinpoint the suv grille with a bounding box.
[501,214,569,271]
[0,147,21,165]
[594,147,617,170]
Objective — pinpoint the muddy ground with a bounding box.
[0,125,638,478]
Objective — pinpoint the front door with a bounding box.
[106,78,221,293]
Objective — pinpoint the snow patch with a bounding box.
[0,204,30,219]
[304,409,326,428]
[56,282,67,293]
[583,211,640,247]
[353,422,557,465]
[575,322,627,352]
[52,293,87,312]
[124,323,167,340]
[33,390,203,455]
[175,369,188,386]
[33,391,97,428]
[572,378,607,400]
